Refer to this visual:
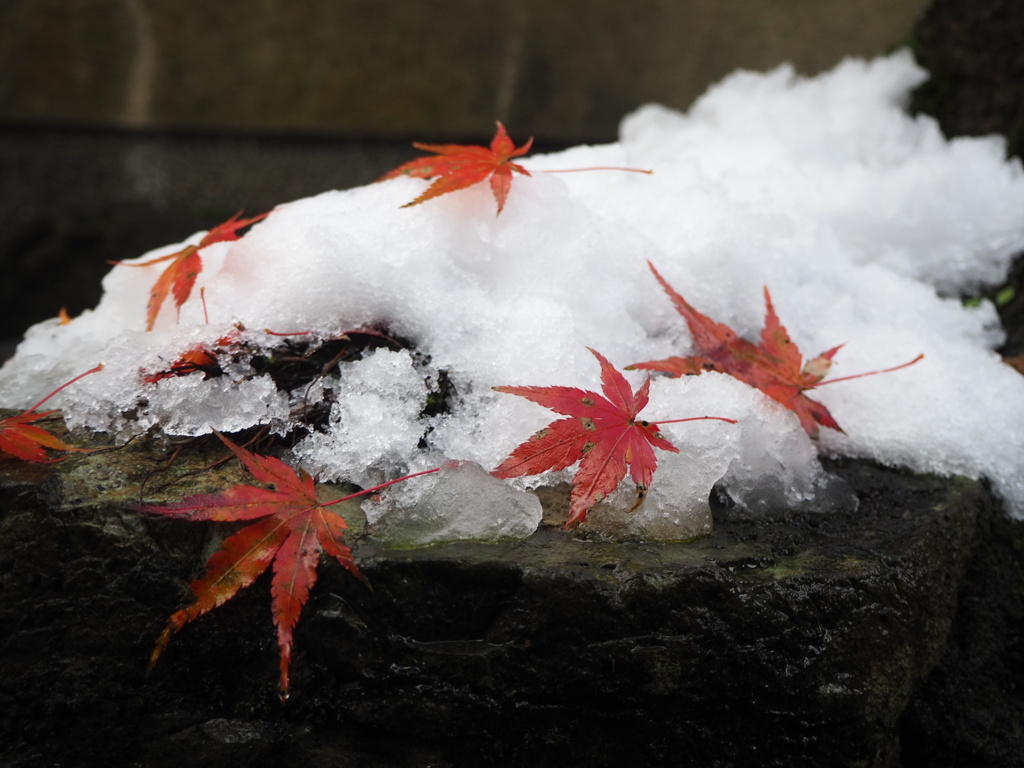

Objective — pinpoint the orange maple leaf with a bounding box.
[630,262,923,438]
[142,432,440,699]
[377,121,533,215]
[0,364,103,462]
[113,211,270,331]
[493,348,735,525]
[142,329,243,383]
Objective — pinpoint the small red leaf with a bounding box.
[630,262,922,437]
[0,364,103,463]
[142,432,438,698]
[377,122,533,215]
[142,433,349,698]
[113,211,270,331]
[493,348,682,525]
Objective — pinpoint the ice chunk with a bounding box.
[147,374,292,436]
[579,448,723,542]
[579,398,740,541]
[365,461,543,546]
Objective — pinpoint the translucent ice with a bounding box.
[364,461,543,546]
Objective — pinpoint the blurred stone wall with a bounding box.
[2,0,928,141]
[0,0,929,343]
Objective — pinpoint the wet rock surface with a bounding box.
[900,494,1024,768]
[0,428,1017,768]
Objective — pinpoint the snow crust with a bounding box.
[3,50,1024,539]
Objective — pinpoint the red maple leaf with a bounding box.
[493,347,734,525]
[0,364,103,462]
[377,121,533,215]
[143,432,439,699]
[630,262,923,438]
[142,329,244,383]
[113,211,270,331]
[142,342,224,383]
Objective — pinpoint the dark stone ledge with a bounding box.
[1,426,1019,767]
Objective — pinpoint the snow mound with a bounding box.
[2,50,1023,539]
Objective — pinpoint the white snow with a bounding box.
[2,50,1024,541]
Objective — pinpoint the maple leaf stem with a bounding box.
[321,467,442,507]
[23,363,104,414]
[654,415,738,426]
[541,166,653,175]
[814,353,924,387]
